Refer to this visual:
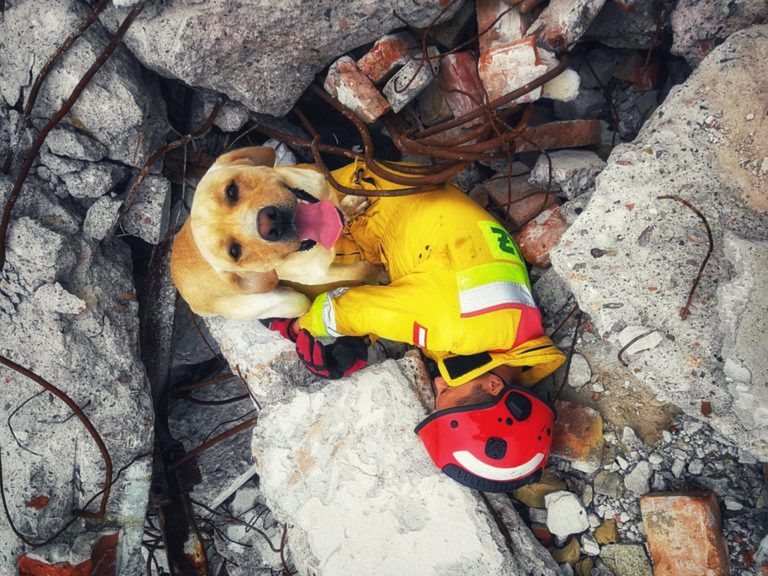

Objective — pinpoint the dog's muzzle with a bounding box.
[257,205,295,242]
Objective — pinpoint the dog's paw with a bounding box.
[339,195,370,220]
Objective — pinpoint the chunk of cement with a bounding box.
[544,491,590,539]
[529,150,606,199]
[61,163,125,200]
[251,359,560,576]
[0,0,167,166]
[122,175,172,244]
[551,26,768,460]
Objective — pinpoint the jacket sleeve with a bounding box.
[296,274,439,344]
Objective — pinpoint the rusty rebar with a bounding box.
[617,330,657,367]
[1,0,111,174]
[169,417,258,471]
[657,195,714,320]
[0,354,113,518]
[0,1,147,270]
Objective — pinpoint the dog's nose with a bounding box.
[258,206,291,242]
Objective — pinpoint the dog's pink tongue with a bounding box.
[294,201,343,249]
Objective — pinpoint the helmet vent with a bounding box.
[505,391,532,421]
[485,437,507,460]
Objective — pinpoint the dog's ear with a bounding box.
[213,146,276,169]
[220,269,279,294]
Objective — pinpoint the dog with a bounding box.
[171,146,373,320]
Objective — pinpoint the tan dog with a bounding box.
[171,147,371,320]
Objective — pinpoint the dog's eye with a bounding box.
[226,182,238,203]
[229,242,242,261]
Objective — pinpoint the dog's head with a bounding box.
[190,147,342,283]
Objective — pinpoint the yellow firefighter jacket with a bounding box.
[297,160,565,388]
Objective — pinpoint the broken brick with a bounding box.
[527,0,608,53]
[476,0,529,56]
[382,47,440,113]
[641,491,730,576]
[324,56,391,124]
[18,533,119,576]
[356,32,416,84]
[478,36,550,106]
[438,52,485,127]
[25,495,50,509]
[514,120,603,153]
[550,400,605,473]
[480,174,557,228]
[514,204,569,267]
[531,523,554,547]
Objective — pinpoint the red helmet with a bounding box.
[414,386,555,492]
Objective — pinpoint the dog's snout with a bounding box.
[258,206,293,242]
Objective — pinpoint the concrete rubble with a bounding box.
[551,25,768,461]
[0,0,765,573]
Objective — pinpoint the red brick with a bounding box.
[513,120,603,153]
[18,533,118,576]
[531,522,554,547]
[356,32,416,84]
[514,204,568,267]
[480,174,557,229]
[641,491,731,576]
[551,400,605,473]
[477,36,549,106]
[324,56,391,124]
[476,0,530,56]
[438,52,485,127]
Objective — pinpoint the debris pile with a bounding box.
[0,0,765,574]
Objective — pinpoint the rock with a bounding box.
[39,148,86,177]
[545,491,590,539]
[45,127,107,162]
[600,544,653,576]
[529,150,606,199]
[551,26,768,461]
[615,455,629,470]
[527,0,608,52]
[624,461,653,495]
[551,537,581,565]
[121,175,172,244]
[101,1,460,116]
[617,326,663,356]
[263,138,299,168]
[671,459,685,478]
[60,162,125,200]
[0,0,167,167]
[382,47,440,114]
[641,491,730,576]
[594,520,618,545]
[568,354,592,388]
[591,560,617,576]
[671,0,767,66]
[551,401,605,474]
[584,0,661,49]
[581,533,600,556]
[723,496,743,511]
[515,205,569,267]
[250,358,560,576]
[530,507,549,524]
[416,81,453,126]
[514,469,567,508]
[554,88,608,120]
[191,91,249,133]
[594,471,623,498]
[324,56,391,123]
[688,458,705,475]
[83,196,122,241]
[0,177,153,572]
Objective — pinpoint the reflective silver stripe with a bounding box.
[458,281,536,316]
[321,287,348,337]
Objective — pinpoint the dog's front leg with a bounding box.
[213,287,311,320]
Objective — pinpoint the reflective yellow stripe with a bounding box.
[457,261,531,291]
[307,292,330,338]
